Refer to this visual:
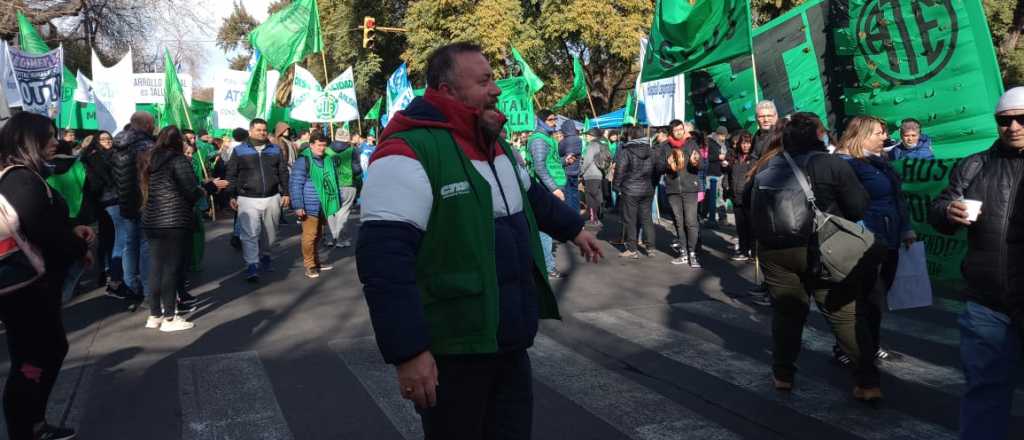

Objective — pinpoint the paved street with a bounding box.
[1,211,1021,439]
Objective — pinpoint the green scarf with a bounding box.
[301,148,341,217]
[46,159,87,219]
[195,140,216,162]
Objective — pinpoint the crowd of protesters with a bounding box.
[0,41,1020,439]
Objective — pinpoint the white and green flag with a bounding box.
[290,66,358,123]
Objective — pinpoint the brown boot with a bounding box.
[853,386,883,402]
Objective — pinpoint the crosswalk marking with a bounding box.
[671,300,1024,414]
[178,351,293,440]
[576,309,957,440]
[530,334,740,440]
[0,364,94,440]
[330,337,423,440]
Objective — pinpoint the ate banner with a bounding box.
[214,70,252,130]
[834,0,1003,159]
[290,66,359,123]
[495,77,534,133]
[386,63,415,123]
[9,46,63,118]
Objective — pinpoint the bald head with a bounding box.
[130,112,156,134]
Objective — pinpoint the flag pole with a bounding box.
[181,94,194,130]
[750,53,761,103]
[585,88,599,120]
[319,52,335,138]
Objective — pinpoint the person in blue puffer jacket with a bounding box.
[886,118,935,161]
[836,115,917,366]
[289,133,340,279]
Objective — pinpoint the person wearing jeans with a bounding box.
[613,127,664,259]
[928,86,1024,440]
[225,118,291,282]
[527,110,568,278]
[661,121,704,267]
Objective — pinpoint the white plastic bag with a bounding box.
[887,241,933,311]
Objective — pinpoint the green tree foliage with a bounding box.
[217,1,259,70]
[983,0,1024,86]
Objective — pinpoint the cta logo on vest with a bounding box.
[440,181,471,200]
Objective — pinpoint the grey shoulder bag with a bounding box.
[782,152,876,283]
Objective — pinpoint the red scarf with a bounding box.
[667,137,685,149]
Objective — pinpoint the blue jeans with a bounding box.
[563,176,580,214]
[705,176,723,224]
[539,232,555,273]
[959,301,1022,440]
[106,206,149,296]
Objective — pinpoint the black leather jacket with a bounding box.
[929,141,1024,322]
[661,139,704,194]
[110,129,155,219]
[141,148,205,230]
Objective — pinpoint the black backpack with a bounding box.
[750,152,823,248]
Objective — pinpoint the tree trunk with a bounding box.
[1000,1,1024,55]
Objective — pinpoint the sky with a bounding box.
[195,0,273,85]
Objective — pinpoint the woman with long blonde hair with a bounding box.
[834,115,916,365]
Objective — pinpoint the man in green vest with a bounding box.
[289,133,339,278]
[356,43,602,439]
[526,109,569,279]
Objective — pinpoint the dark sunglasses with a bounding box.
[996,114,1024,127]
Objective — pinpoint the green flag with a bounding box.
[641,0,752,82]
[16,12,50,53]
[414,87,426,97]
[238,54,270,119]
[511,47,543,94]
[364,97,382,120]
[495,76,534,132]
[162,50,191,128]
[552,56,587,111]
[623,90,637,126]
[248,0,323,71]
[45,160,86,219]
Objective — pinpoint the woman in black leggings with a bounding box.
[139,126,224,332]
[0,112,91,440]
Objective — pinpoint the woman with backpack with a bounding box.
[0,112,92,440]
[834,116,915,365]
[745,113,882,401]
[139,126,225,332]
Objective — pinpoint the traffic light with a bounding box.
[362,16,376,48]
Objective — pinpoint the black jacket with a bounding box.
[110,129,155,219]
[80,146,118,208]
[744,142,869,250]
[613,138,664,197]
[706,137,727,177]
[141,148,206,230]
[751,128,773,160]
[558,120,583,178]
[929,141,1024,322]
[225,142,290,199]
[725,152,755,206]
[661,139,704,194]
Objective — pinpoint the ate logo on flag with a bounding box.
[857,0,958,85]
[315,95,339,121]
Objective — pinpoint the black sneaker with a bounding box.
[688,252,702,268]
[104,285,127,300]
[548,271,565,279]
[176,301,198,314]
[730,252,750,262]
[876,348,901,361]
[34,423,76,440]
[748,283,770,295]
[833,345,853,367]
[750,292,772,307]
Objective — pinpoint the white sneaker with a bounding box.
[319,264,334,271]
[159,316,195,332]
[145,316,162,329]
[338,239,352,248]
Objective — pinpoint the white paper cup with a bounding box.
[963,199,982,222]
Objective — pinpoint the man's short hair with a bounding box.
[182,129,195,136]
[668,120,685,130]
[537,109,554,122]
[232,127,249,142]
[756,100,778,115]
[309,133,331,145]
[250,118,268,128]
[900,118,921,132]
[426,42,484,90]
